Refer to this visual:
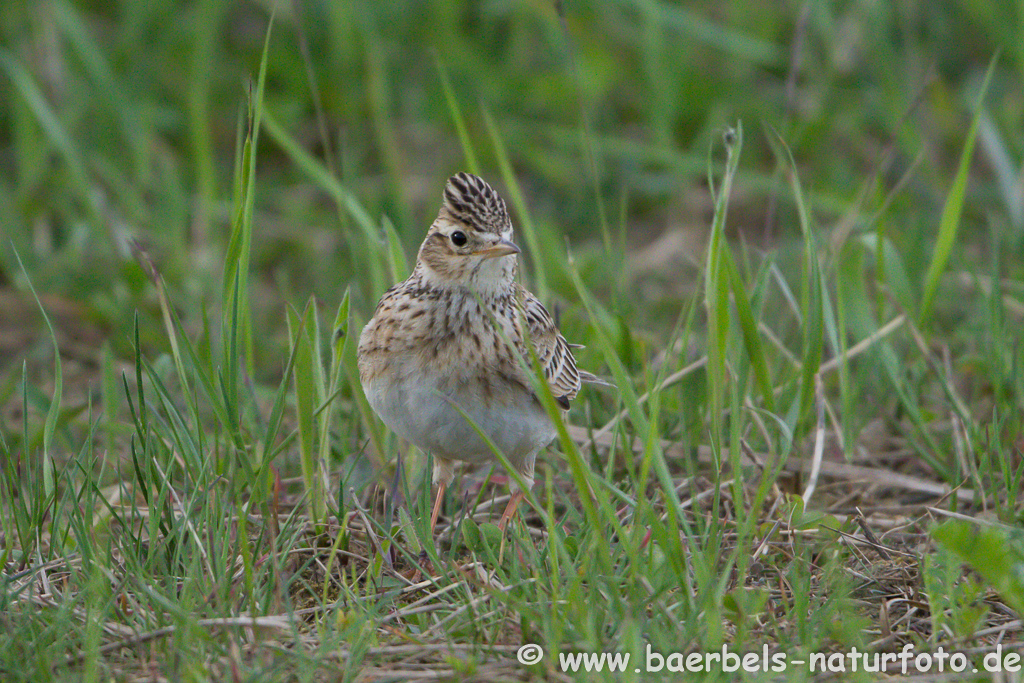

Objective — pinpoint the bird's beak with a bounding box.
[475,238,521,259]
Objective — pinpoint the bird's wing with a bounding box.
[518,287,585,409]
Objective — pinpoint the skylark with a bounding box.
[358,172,600,531]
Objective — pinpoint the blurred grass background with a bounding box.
[2,0,1024,680]
[3,0,1018,366]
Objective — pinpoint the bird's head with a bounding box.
[417,172,520,291]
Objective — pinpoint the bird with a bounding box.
[357,172,601,531]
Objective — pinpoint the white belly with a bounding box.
[363,362,556,467]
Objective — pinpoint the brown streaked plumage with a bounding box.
[358,172,601,531]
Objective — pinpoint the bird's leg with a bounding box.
[429,457,454,532]
[429,480,447,531]
[498,490,525,530]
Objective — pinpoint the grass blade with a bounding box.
[435,56,479,174]
[919,55,998,322]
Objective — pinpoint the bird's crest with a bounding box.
[442,172,512,235]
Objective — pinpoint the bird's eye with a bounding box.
[450,230,467,246]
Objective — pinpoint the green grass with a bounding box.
[2,1,1024,681]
